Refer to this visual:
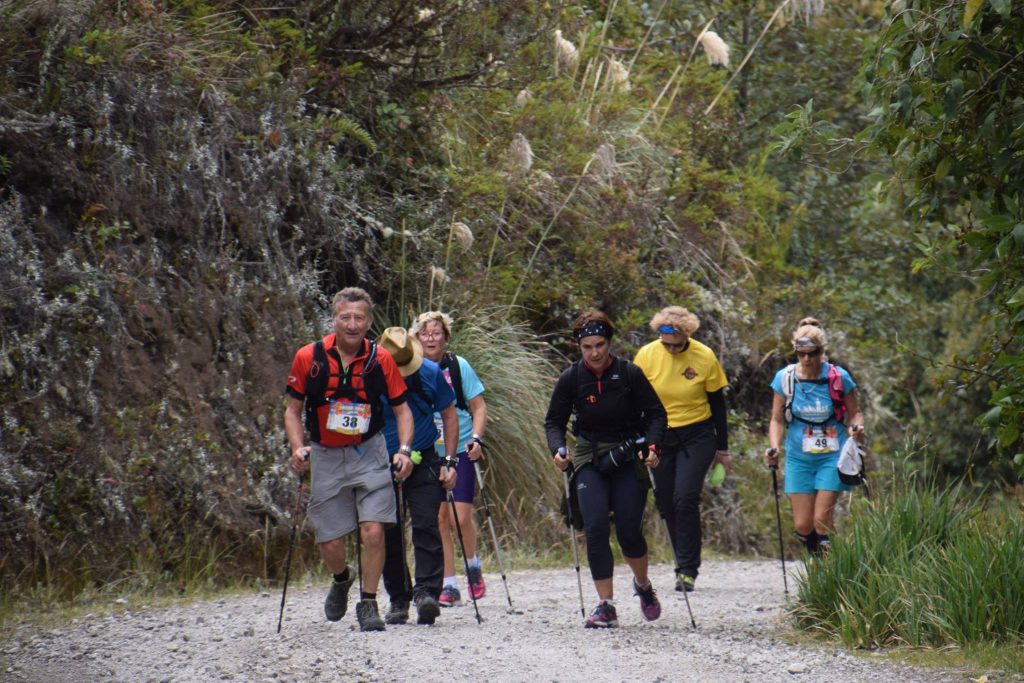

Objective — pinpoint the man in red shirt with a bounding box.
[284,287,415,632]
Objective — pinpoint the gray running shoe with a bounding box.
[385,600,409,625]
[414,593,441,625]
[356,599,386,632]
[324,566,356,621]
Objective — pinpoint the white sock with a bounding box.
[468,556,481,569]
[443,576,457,587]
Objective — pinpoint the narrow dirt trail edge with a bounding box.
[3,560,967,682]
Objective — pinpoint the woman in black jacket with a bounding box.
[544,310,667,629]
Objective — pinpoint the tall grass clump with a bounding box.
[446,308,565,561]
[794,475,1024,650]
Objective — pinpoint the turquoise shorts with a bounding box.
[784,450,850,494]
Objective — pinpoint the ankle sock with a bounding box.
[468,556,481,569]
[333,568,350,583]
[443,576,457,587]
[360,592,375,601]
[795,530,819,554]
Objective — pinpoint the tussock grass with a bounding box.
[794,475,1024,655]
[447,308,566,558]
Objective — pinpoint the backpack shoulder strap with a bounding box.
[827,363,847,423]
[441,352,468,411]
[303,340,331,441]
[782,364,796,424]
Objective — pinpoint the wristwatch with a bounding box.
[442,455,458,470]
[398,445,412,456]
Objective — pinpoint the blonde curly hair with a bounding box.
[410,310,454,340]
[649,306,700,335]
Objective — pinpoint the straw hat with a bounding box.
[378,327,424,377]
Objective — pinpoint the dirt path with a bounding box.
[2,560,968,682]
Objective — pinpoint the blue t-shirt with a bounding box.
[437,355,485,456]
[381,357,456,453]
[770,362,856,459]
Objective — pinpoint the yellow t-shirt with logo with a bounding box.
[633,338,728,428]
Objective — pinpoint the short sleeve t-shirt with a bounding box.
[438,355,485,456]
[285,335,408,447]
[770,362,856,458]
[633,338,728,428]
[381,358,456,453]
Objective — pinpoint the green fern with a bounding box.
[315,113,377,153]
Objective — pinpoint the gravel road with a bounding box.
[2,559,972,682]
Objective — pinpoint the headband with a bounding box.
[793,336,819,349]
[575,321,612,341]
[657,324,679,334]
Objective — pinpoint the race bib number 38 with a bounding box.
[802,426,839,454]
[326,401,371,435]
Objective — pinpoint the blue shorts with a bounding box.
[449,451,477,504]
[784,451,850,494]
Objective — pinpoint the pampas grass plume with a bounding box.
[698,31,730,66]
[554,29,578,75]
[515,89,533,107]
[450,221,474,250]
[508,133,533,176]
[606,59,630,92]
[430,265,449,285]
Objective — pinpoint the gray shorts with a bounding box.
[308,432,396,543]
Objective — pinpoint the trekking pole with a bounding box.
[395,480,412,594]
[767,449,789,596]
[445,457,483,624]
[277,466,307,633]
[560,449,586,619]
[472,438,513,607]
[645,466,696,629]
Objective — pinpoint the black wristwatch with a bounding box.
[442,455,458,470]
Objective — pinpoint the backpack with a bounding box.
[304,339,387,443]
[439,351,468,411]
[780,363,846,426]
[569,357,643,439]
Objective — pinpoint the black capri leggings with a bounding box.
[574,462,649,581]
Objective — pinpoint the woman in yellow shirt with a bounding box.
[633,306,731,592]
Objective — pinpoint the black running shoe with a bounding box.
[323,565,356,621]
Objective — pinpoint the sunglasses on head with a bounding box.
[796,348,822,358]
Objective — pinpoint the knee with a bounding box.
[360,522,385,548]
[674,489,700,514]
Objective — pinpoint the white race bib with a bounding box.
[326,401,371,435]
[802,426,838,454]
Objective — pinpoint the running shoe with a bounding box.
[414,593,441,625]
[384,599,409,625]
[355,599,385,632]
[584,601,618,629]
[323,565,356,621]
[467,565,486,600]
[633,579,661,622]
[438,584,461,607]
[675,572,695,593]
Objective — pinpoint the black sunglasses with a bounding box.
[796,348,822,358]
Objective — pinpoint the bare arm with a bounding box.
[844,389,866,443]
[284,396,309,472]
[466,394,487,460]
[765,392,786,467]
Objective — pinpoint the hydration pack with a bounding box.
[780,363,846,426]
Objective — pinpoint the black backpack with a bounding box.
[304,339,387,443]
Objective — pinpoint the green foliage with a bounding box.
[862,1,1024,475]
[794,471,1024,649]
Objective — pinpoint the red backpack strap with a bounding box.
[828,363,846,423]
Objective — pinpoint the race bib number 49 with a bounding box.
[326,401,371,435]
[802,427,838,454]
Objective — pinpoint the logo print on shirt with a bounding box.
[683,367,697,379]
[585,394,598,404]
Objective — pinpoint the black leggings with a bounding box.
[575,462,648,581]
[651,420,716,578]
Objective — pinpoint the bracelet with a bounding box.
[398,445,412,455]
[471,433,482,441]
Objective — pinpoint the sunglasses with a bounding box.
[796,348,822,358]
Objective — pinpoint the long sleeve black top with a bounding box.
[544,356,667,453]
